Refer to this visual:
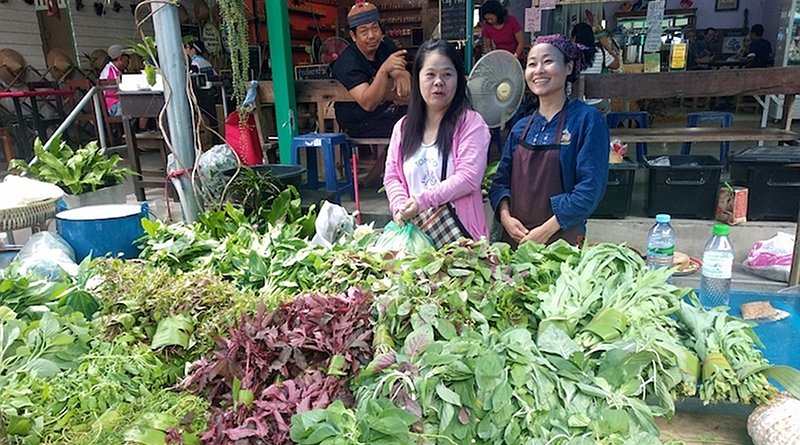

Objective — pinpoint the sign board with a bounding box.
[525,7,541,33]
[644,0,665,53]
[670,43,687,70]
[294,64,331,81]
[441,0,467,41]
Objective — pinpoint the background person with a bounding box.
[99,44,131,117]
[479,0,525,60]
[384,39,490,242]
[184,39,215,76]
[745,24,772,68]
[488,34,609,248]
[571,22,619,113]
[691,27,718,67]
[331,0,411,188]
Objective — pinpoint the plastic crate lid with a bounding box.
[730,146,800,163]
[645,155,723,169]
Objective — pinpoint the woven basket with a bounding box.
[0,197,60,233]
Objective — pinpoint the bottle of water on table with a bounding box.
[700,224,734,309]
[647,214,675,269]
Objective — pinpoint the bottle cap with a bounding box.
[655,214,671,223]
[712,224,730,236]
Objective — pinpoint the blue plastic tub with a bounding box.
[56,203,149,261]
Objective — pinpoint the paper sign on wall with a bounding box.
[525,7,541,33]
[539,0,556,10]
[644,0,665,53]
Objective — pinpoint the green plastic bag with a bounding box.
[374,222,434,255]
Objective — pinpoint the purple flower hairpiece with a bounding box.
[533,34,588,74]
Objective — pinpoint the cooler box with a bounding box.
[729,146,800,222]
[592,159,637,219]
[646,155,722,219]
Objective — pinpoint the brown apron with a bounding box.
[501,104,581,247]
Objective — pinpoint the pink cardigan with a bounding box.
[384,109,490,240]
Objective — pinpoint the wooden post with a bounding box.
[790,206,800,287]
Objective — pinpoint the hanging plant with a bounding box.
[217,0,251,117]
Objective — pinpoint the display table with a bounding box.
[117,90,166,201]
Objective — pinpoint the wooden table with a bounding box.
[117,90,166,201]
[0,89,74,160]
[611,127,800,144]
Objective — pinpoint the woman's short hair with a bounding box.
[479,0,507,24]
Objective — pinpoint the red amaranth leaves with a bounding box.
[183,288,374,444]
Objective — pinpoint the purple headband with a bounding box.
[534,34,588,74]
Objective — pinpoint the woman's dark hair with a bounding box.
[479,0,507,24]
[186,39,206,55]
[570,22,597,69]
[401,39,469,160]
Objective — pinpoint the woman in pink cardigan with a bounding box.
[383,39,491,244]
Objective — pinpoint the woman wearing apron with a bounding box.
[488,34,610,248]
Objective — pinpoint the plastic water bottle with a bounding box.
[699,224,735,309]
[646,214,675,269]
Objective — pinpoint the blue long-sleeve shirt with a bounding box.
[488,99,609,234]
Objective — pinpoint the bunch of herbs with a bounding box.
[9,136,134,195]
[183,289,374,443]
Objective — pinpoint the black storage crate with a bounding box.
[646,155,722,219]
[592,160,637,218]
[730,146,800,221]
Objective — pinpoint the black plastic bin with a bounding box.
[646,155,722,219]
[592,160,637,219]
[730,146,800,221]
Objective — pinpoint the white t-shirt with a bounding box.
[403,142,455,198]
[583,47,616,75]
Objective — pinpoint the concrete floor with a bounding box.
[3,103,797,291]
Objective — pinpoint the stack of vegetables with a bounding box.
[1,189,798,445]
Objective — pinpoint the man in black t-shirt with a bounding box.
[746,24,772,68]
[332,0,410,187]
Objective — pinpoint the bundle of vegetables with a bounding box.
[289,241,800,445]
[94,259,263,362]
[183,289,374,444]
[677,302,797,406]
[138,196,388,297]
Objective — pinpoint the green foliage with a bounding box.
[220,165,285,216]
[94,259,261,360]
[217,0,250,114]
[127,36,158,86]
[8,136,135,195]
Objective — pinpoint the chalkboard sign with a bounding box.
[294,64,330,80]
[440,0,467,41]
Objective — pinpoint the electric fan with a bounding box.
[0,48,26,86]
[467,50,525,129]
[318,37,350,65]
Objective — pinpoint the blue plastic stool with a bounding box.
[681,111,734,165]
[606,112,649,163]
[291,133,355,203]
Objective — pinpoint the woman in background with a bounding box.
[571,22,620,113]
[479,0,525,60]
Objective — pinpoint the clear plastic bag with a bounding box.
[372,221,433,256]
[14,232,78,280]
[742,232,795,283]
[197,144,240,201]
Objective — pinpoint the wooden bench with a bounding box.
[581,67,800,146]
[258,80,391,147]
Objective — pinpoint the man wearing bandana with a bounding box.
[332,0,411,187]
